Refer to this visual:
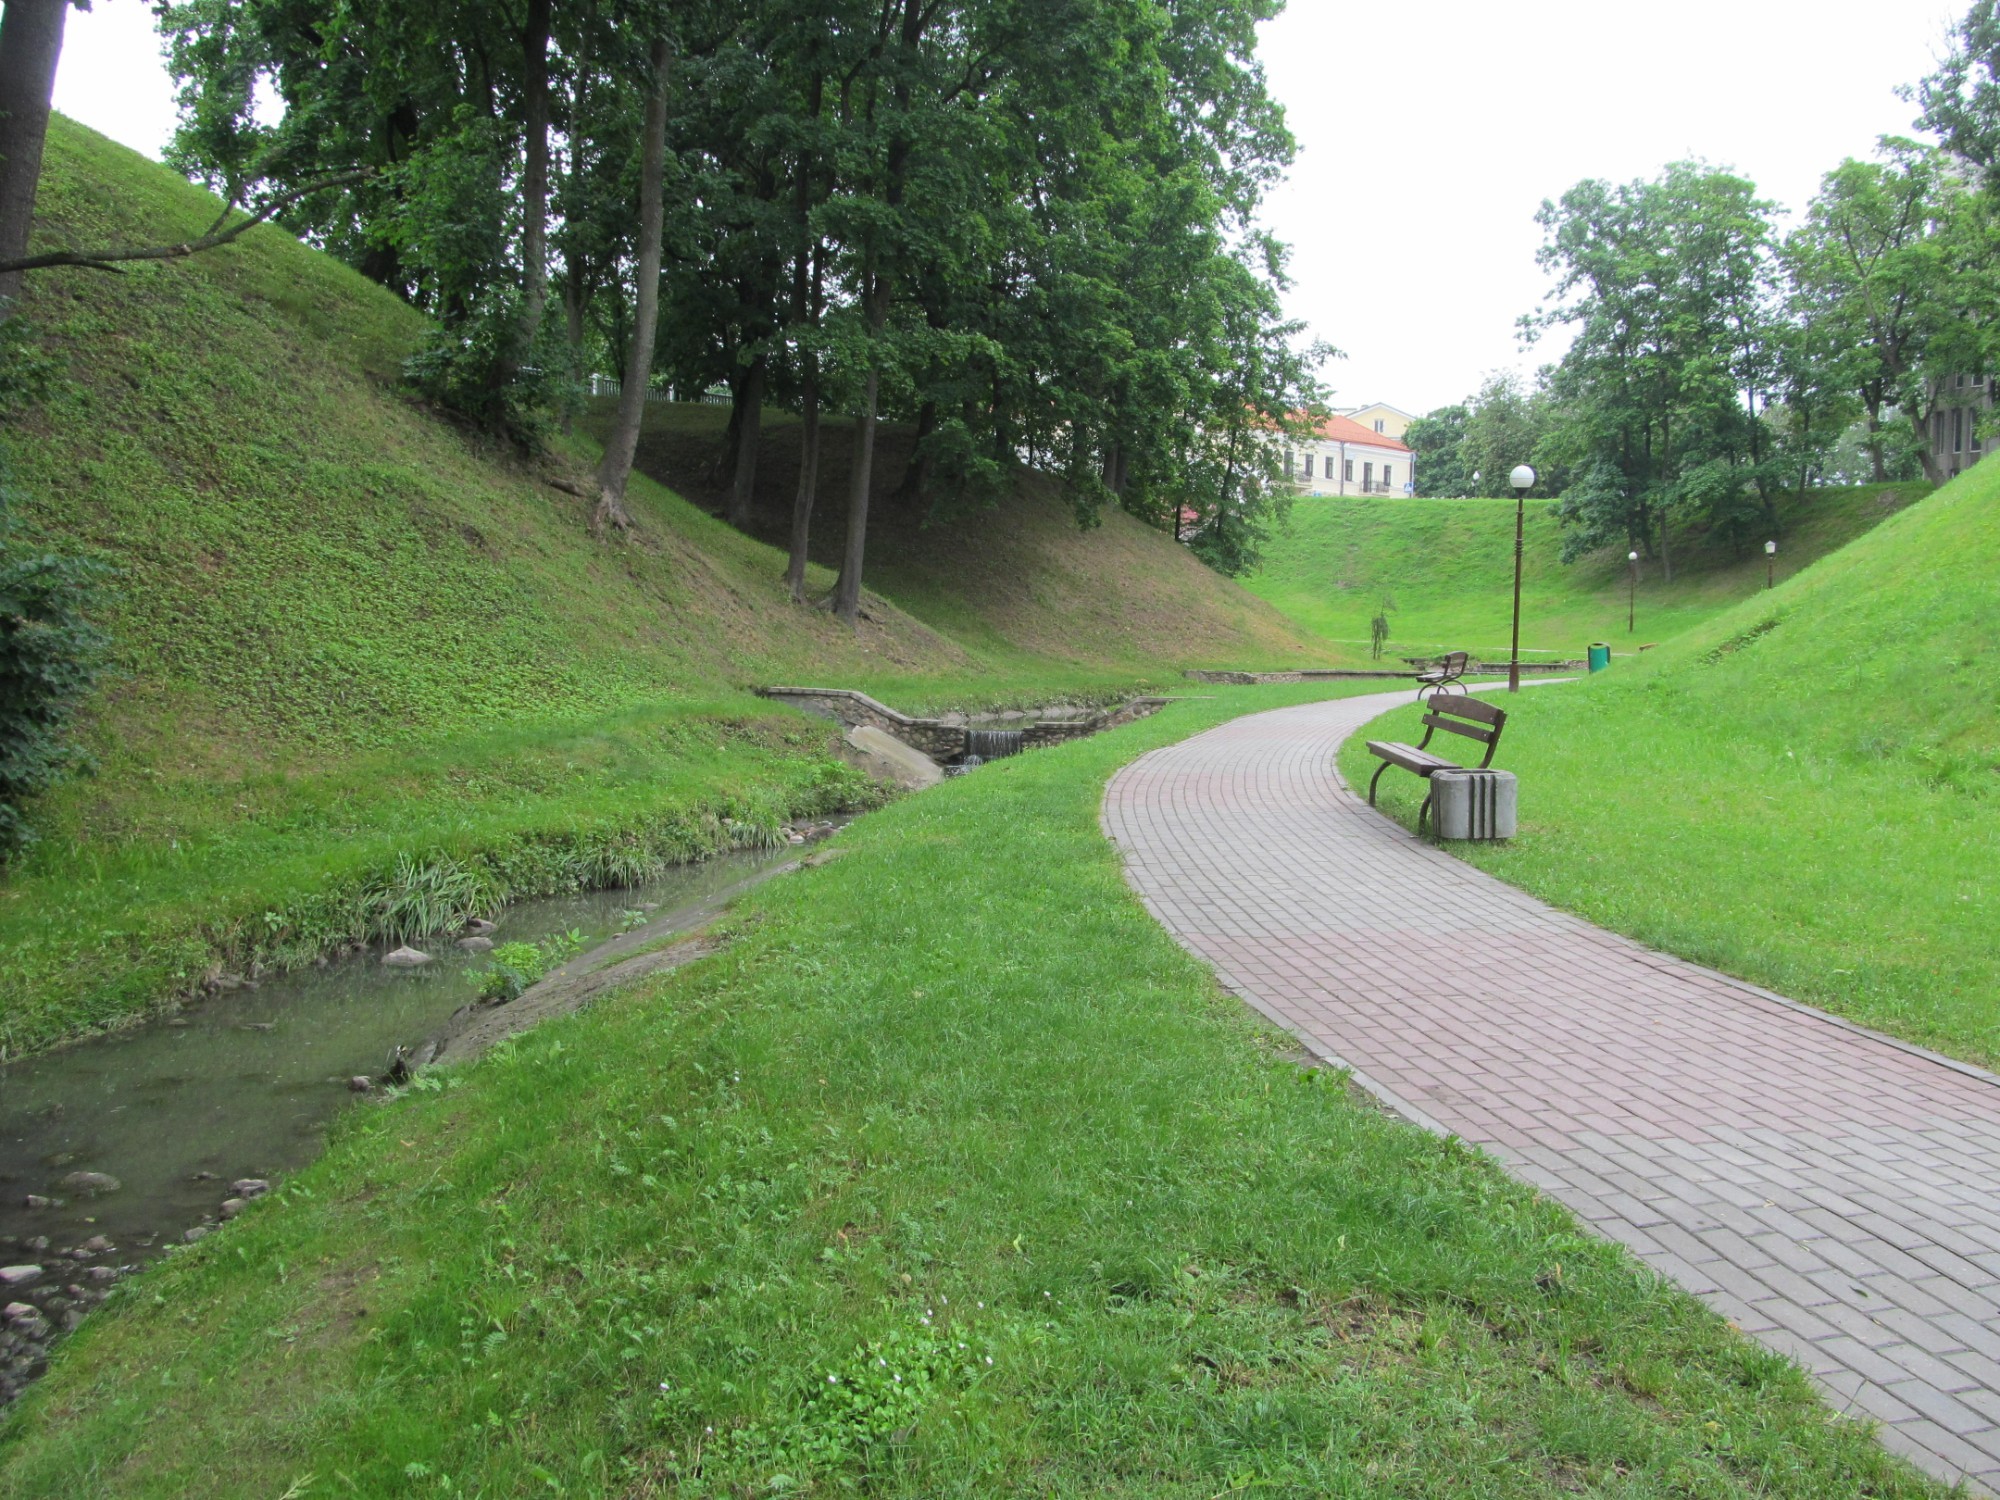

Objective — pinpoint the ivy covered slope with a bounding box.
[1249,484,1929,662]
[0,120,1324,1055]
[1346,462,2000,1067]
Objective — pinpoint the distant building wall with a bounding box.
[1276,412,1413,496]
[1341,402,1416,443]
[1929,375,1994,479]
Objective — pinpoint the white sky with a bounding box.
[1258,0,1958,414]
[55,0,1961,417]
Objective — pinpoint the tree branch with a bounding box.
[0,170,373,277]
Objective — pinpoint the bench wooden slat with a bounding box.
[1426,693,1503,724]
[1421,715,1501,744]
[1365,741,1455,773]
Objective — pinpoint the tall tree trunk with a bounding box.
[894,398,936,505]
[834,363,879,625]
[832,0,918,623]
[518,0,552,344]
[727,354,765,529]
[1863,397,1887,484]
[786,366,821,602]
[1658,505,1673,584]
[562,255,587,360]
[786,237,824,601]
[594,34,672,531]
[0,0,67,307]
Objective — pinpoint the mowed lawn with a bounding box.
[0,686,1939,1498]
[1342,462,2000,1071]
[1248,485,1929,665]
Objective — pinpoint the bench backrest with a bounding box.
[1419,693,1506,768]
[1438,650,1470,674]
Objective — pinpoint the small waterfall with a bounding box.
[964,727,1025,760]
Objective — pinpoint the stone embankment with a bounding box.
[756,687,1171,760]
[0,1174,269,1408]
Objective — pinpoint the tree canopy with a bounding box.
[146,0,1321,597]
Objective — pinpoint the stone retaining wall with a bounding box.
[757,686,1171,760]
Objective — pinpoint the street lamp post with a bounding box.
[1765,538,1777,590]
[1508,465,1535,692]
[1628,550,1639,633]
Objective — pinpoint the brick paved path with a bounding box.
[1103,689,2000,1493]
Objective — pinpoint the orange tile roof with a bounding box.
[1299,412,1411,452]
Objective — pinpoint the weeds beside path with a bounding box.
[0,686,1938,1497]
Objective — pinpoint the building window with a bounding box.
[1363,462,1374,490]
[1374,418,1386,433]
[1954,408,1964,452]
[1382,465,1393,489]
[1283,447,1292,475]
[1343,459,1354,482]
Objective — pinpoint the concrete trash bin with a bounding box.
[1429,768,1517,840]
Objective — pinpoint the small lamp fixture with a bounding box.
[1765,538,1778,589]
[1510,464,1536,492]
[1628,550,1639,632]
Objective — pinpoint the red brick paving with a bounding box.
[1103,689,2000,1494]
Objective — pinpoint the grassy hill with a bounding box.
[0,687,1932,1498]
[0,119,1322,1054]
[1250,486,1929,663]
[1344,461,2000,1067]
[603,401,1322,679]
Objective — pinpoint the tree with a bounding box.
[1530,162,1779,574]
[1404,405,1469,496]
[1783,143,1995,486]
[594,29,672,532]
[1459,374,1556,497]
[1912,1,2000,189]
[0,0,70,304]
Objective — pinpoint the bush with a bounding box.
[402,291,577,453]
[475,930,584,1004]
[0,314,108,857]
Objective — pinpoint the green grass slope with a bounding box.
[1344,461,2000,1067]
[0,688,1934,1498]
[0,119,1322,1054]
[1251,486,1929,663]
[607,403,1326,678]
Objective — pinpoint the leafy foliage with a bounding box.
[1529,162,1781,570]
[475,929,583,1003]
[0,312,106,859]
[0,478,108,856]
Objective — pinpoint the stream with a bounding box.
[0,835,818,1402]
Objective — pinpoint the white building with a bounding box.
[1929,374,1993,480]
[1279,412,1413,497]
[1340,402,1417,443]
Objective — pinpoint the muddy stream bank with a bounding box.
[0,828,837,1404]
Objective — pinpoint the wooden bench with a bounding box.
[1413,649,1470,701]
[1365,693,1507,834]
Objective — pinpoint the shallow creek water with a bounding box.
[0,843,802,1273]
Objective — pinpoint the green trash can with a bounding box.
[1587,642,1611,672]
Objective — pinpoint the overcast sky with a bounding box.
[55,0,1960,417]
